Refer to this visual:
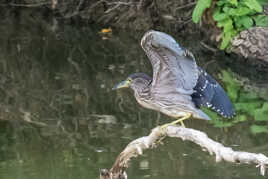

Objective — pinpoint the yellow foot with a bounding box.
[161,113,192,129]
[155,135,166,146]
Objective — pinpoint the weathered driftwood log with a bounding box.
[100,126,268,179]
[231,27,268,63]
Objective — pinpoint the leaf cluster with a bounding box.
[213,0,263,49]
[192,0,268,50]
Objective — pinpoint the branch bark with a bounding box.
[100,126,268,179]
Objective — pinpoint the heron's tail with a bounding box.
[193,109,211,120]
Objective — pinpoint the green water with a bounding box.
[0,11,268,179]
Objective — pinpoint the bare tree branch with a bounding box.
[7,2,51,7]
[175,2,197,10]
[104,1,134,14]
[100,126,268,179]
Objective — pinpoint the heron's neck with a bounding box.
[133,83,152,101]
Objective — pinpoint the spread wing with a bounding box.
[191,67,235,118]
[141,30,199,97]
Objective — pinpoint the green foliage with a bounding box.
[258,0,268,5]
[228,0,238,6]
[220,70,239,101]
[254,102,268,121]
[201,107,220,120]
[233,114,247,123]
[192,0,268,50]
[244,0,263,12]
[250,125,268,134]
[192,0,212,23]
[63,150,74,167]
[206,70,268,133]
[254,15,268,27]
[235,101,262,116]
[239,16,253,28]
[213,0,261,49]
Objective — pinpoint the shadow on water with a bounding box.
[0,10,268,179]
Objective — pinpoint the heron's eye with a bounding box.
[127,78,132,82]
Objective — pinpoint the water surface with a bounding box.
[0,12,267,179]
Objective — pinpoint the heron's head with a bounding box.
[141,30,184,56]
[112,73,152,92]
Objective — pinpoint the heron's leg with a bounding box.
[161,113,192,129]
[157,113,192,145]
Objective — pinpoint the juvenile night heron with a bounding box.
[113,30,234,126]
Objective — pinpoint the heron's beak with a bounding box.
[112,80,131,90]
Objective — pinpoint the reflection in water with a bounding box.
[0,11,267,179]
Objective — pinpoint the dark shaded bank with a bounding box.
[1,0,268,65]
[1,0,197,31]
